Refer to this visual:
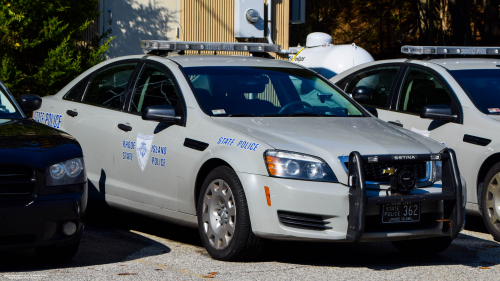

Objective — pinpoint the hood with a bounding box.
[213,116,445,183]
[0,119,82,168]
[488,115,500,122]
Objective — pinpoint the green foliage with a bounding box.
[0,0,113,98]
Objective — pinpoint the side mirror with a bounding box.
[364,106,378,118]
[420,104,457,122]
[19,94,42,112]
[351,86,372,103]
[142,105,179,123]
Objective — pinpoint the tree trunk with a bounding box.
[449,0,472,45]
[483,0,500,45]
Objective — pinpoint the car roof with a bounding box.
[163,55,302,68]
[425,58,500,70]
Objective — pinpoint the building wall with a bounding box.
[181,0,289,59]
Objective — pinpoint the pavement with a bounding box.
[1,204,499,280]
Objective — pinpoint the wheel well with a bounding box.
[194,158,231,206]
[477,153,500,205]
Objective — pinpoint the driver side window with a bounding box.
[82,63,137,109]
[345,66,400,109]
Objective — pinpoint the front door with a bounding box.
[112,60,186,210]
[383,66,462,150]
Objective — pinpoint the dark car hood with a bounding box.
[0,119,82,168]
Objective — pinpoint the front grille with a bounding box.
[0,165,36,198]
[0,235,36,245]
[278,211,331,231]
[343,161,428,183]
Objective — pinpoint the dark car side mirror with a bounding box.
[364,106,378,118]
[420,104,457,122]
[351,86,373,103]
[19,94,42,112]
[142,105,179,123]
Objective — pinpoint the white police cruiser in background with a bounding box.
[35,41,465,261]
[330,45,500,241]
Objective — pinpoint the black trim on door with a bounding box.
[184,138,209,151]
[463,134,491,146]
[390,63,464,125]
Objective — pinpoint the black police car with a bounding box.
[0,81,87,260]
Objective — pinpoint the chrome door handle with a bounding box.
[66,110,78,117]
[118,123,132,132]
[388,121,403,127]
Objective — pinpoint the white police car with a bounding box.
[36,41,465,261]
[331,45,500,241]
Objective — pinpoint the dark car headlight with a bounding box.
[264,150,337,182]
[46,157,86,186]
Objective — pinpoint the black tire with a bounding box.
[391,236,453,255]
[480,162,500,241]
[197,166,265,261]
[35,241,80,261]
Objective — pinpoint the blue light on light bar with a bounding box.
[140,40,281,53]
[402,46,500,56]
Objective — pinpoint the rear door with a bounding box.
[111,59,186,210]
[63,60,140,198]
[382,65,462,149]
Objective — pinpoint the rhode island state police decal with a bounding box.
[136,132,154,172]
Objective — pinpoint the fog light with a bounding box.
[62,221,77,236]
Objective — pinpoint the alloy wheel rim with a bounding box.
[486,172,500,231]
[202,179,236,250]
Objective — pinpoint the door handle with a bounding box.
[66,110,78,117]
[107,8,113,33]
[118,123,132,132]
[388,121,403,127]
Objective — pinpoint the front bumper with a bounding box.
[0,184,87,250]
[239,149,464,242]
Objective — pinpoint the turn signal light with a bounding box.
[265,155,280,176]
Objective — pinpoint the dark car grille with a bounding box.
[0,165,36,198]
[344,161,428,183]
[278,211,331,231]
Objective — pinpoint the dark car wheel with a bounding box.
[391,236,453,255]
[35,241,80,261]
[481,162,500,241]
[197,166,264,261]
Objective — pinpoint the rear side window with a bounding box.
[345,66,400,109]
[64,77,90,101]
[82,63,137,109]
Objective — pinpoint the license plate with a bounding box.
[382,202,420,223]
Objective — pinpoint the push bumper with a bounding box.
[0,185,86,250]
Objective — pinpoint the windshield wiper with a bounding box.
[227,113,258,117]
[286,112,330,117]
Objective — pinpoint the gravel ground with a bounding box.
[1,205,499,280]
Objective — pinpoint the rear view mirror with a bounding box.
[420,104,457,122]
[19,94,42,112]
[364,106,378,118]
[142,105,179,123]
[351,86,372,102]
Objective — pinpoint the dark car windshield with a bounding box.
[449,69,500,114]
[183,66,364,117]
[0,86,21,119]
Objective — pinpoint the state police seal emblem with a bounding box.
[136,132,154,171]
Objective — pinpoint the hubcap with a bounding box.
[202,179,236,250]
[486,172,500,231]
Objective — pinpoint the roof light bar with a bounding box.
[140,40,281,54]
[402,45,500,55]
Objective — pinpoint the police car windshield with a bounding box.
[184,66,364,117]
[0,87,20,119]
[450,69,500,114]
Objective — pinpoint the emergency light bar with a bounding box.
[402,45,500,55]
[140,40,281,53]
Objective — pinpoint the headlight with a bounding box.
[264,150,337,182]
[46,157,86,186]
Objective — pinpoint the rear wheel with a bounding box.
[197,166,264,261]
[35,241,80,261]
[480,162,500,241]
[391,236,453,255]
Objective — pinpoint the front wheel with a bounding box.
[480,162,500,241]
[197,166,264,261]
[391,236,453,255]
